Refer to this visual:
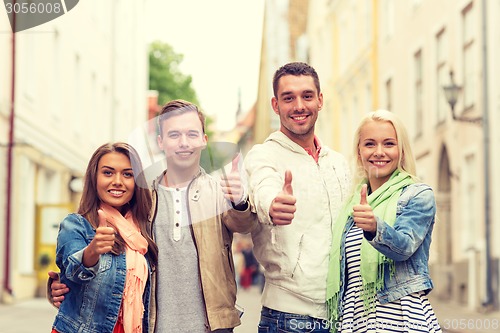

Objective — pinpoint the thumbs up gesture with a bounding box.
[220,154,246,205]
[269,170,296,225]
[352,184,377,232]
[82,209,116,267]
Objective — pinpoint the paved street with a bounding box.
[0,286,499,332]
[0,287,262,333]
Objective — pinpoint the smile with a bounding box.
[176,151,193,157]
[370,161,390,166]
[291,114,309,121]
[108,190,125,197]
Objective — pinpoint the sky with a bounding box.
[146,0,266,132]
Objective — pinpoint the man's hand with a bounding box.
[353,184,377,233]
[48,271,69,309]
[269,170,296,225]
[220,154,246,205]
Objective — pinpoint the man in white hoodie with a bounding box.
[245,62,351,332]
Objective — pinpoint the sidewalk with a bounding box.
[0,297,57,333]
[428,294,500,332]
[0,287,498,333]
[0,288,263,333]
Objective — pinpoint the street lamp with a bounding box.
[442,69,494,309]
[442,70,482,124]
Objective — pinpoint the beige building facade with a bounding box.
[0,0,149,302]
[306,0,499,311]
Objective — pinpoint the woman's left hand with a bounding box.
[353,184,377,233]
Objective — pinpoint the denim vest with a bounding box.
[337,183,436,316]
[52,214,151,333]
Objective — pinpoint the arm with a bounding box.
[367,185,436,261]
[57,213,114,284]
[244,147,295,225]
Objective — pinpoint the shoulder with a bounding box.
[321,146,348,163]
[399,183,436,211]
[58,214,94,237]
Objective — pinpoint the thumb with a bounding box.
[360,184,368,205]
[283,170,293,196]
[231,153,240,173]
[97,209,108,228]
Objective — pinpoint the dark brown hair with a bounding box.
[78,142,158,267]
[272,62,321,97]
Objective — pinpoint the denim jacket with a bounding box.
[338,183,436,314]
[52,214,151,333]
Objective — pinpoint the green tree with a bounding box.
[148,40,200,106]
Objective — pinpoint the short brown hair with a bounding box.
[272,62,321,97]
[157,99,205,136]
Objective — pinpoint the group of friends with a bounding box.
[48,62,442,333]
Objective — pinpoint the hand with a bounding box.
[353,184,377,233]
[48,271,68,308]
[220,154,245,205]
[269,170,296,225]
[83,209,115,267]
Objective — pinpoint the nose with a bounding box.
[179,134,189,147]
[112,173,123,186]
[294,98,305,112]
[374,144,384,156]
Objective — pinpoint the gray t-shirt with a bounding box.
[154,185,207,332]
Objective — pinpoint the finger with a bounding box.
[98,209,108,228]
[360,184,368,205]
[283,170,293,196]
[231,154,241,173]
[48,270,60,281]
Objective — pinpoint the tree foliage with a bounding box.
[148,40,200,106]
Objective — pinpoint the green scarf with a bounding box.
[326,170,414,326]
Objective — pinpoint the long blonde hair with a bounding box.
[352,110,417,186]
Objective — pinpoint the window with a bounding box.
[436,29,447,124]
[462,3,475,109]
[414,50,423,137]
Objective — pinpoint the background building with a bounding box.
[0,0,148,301]
[251,0,499,312]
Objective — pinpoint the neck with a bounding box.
[282,130,316,151]
[162,168,199,188]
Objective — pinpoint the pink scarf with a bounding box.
[100,204,148,333]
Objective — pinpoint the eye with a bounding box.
[168,133,179,139]
[385,141,397,147]
[123,172,134,178]
[103,170,113,176]
[188,132,199,138]
[283,96,293,102]
[364,142,375,147]
[304,94,313,100]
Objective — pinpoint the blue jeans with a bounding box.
[258,307,330,333]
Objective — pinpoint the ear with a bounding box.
[318,92,324,111]
[201,133,208,150]
[157,134,163,150]
[271,97,279,115]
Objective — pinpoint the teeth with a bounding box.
[373,161,387,165]
[110,190,123,195]
[293,116,306,120]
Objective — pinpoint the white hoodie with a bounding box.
[245,131,351,319]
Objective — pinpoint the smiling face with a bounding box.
[96,151,135,213]
[272,74,323,147]
[157,111,207,176]
[358,120,400,191]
